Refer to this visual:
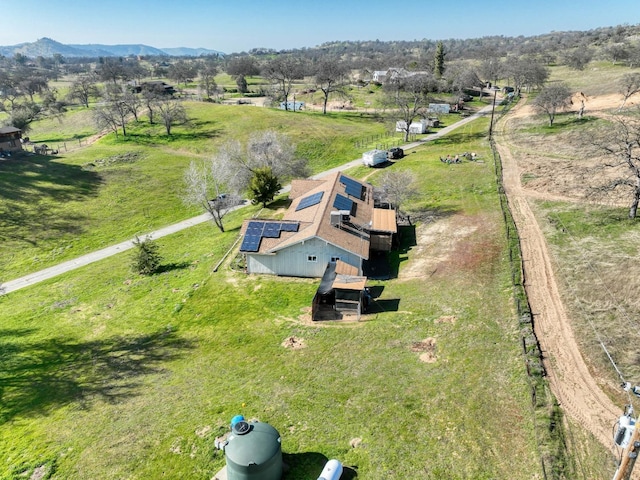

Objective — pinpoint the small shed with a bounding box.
[370,208,397,251]
[0,127,23,154]
[312,261,368,320]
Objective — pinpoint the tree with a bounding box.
[563,48,593,70]
[67,74,99,108]
[226,56,260,78]
[383,74,435,142]
[211,131,308,208]
[262,56,306,110]
[235,75,248,94]
[94,85,130,137]
[378,170,419,219]
[96,57,127,84]
[504,56,549,93]
[182,158,241,232]
[168,60,198,86]
[618,73,640,110]
[532,83,572,126]
[249,166,281,207]
[594,114,640,218]
[141,85,165,124]
[157,99,187,135]
[434,41,446,77]
[130,236,162,275]
[314,57,350,114]
[199,60,218,99]
[122,90,143,122]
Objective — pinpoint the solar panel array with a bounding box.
[333,194,354,213]
[340,175,365,200]
[240,221,300,252]
[295,191,324,211]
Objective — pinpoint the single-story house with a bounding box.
[239,172,397,278]
[0,126,23,154]
[131,81,175,95]
[373,68,431,84]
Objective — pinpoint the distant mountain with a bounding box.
[0,38,225,58]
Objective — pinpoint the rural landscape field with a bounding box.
[2,24,640,480]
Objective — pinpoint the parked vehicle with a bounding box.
[362,149,388,167]
[388,147,404,159]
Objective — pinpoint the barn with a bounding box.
[239,172,397,278]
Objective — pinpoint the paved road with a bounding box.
[2,104,494,294]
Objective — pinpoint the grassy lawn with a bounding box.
[1,103,388,280]
[0,115,553,478]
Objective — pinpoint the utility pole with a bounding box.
[613,425,640,480]
[488,86,499,140]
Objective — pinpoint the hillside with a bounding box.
[0,37,224,58]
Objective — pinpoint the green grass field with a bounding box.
[0,103,558,479]
[0,103,389,280]
[4,60,638,478]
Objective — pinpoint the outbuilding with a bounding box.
[0,127,23,154]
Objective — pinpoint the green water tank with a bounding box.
[224,420,282,480]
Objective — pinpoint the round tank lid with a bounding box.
[232,420,251,435]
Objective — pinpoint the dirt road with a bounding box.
[493,103,620,450]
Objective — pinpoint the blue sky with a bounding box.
[2,0,639,54]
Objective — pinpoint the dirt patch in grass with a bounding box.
[82,151,144,170]
[435,315,457,324]
[411,337,437,363]
[282,336,306,349]
[400,214,500,280]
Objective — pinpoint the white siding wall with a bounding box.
[247,238,362,277]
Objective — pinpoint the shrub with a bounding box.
[130,236,162,275]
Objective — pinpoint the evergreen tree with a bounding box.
[130,236,162,275]
[434,41,446,77]
[249,166,281,207]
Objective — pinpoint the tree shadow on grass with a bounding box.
[0,327,195,422]
[0,155,101,246]
[0,155,102,203]
[156,261,192,274]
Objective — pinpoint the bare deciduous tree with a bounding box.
[156,99,187,135]
[67,74,99,108]
[314,57,350,114]
[377,170,419,219]
[532,82,572,126]
[594,113,640,219]
[262,56,306,110]
[182,158,241,232]
[383,74,436,142]
[618,73,640,111]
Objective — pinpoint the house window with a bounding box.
[307,255,317,262]
[330,256,340,263]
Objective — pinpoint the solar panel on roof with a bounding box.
[246,221,264,235]
[333,194,354,213]
[280,222,299,232]
[295,191,324,211]
[262,222,281,238]
[340,175,365,200]
[240,234,262,252]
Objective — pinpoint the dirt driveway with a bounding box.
[493,99,622,451]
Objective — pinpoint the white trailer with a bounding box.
[362,149,388,167]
